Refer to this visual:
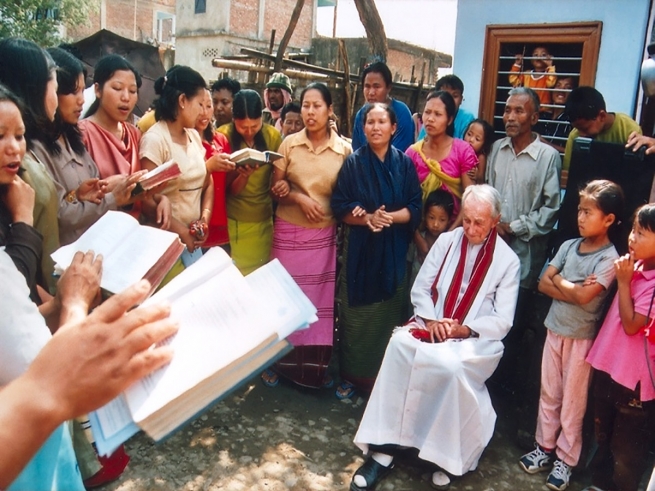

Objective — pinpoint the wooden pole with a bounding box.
[338,39,352,137]
[353,0,388,61]
[412,62,426,113]
[268,29,276,55]
[274,0,305,73]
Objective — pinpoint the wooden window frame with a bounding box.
[479,22,603,123]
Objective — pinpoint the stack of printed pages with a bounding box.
[88,247,317,456]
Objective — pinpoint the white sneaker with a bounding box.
[519,443,554,474]
[546,459,572,491]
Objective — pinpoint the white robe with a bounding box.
[354,228,520,476]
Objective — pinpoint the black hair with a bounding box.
[280,102,301,122]
[43,47,87,156]
[299,83,333,136]
[635,203,655,233]
[362,102,398,126]
[465,118,495,156]
[300,82,333,107]
[361,61,392,87]
[0,83,26,115]
[425,90,457,122]
[580,179,625,245]
[85,54,142,118]
[435,74,464,94]
[424,189,455,219]
[211,77,241,96]
[153,64,206,122]
[0,38,56,151]
[229,89,267,151]
[564,86,606,122]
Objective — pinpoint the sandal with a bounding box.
[431,470,451,490]
[336,381,356,400]
[322,374,335,389]
[350,457,394,490]
[260,368,279,388]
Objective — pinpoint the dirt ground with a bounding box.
[100,371,653,491]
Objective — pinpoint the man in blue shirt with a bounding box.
[351,62,414,152]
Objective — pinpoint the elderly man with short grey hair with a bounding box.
[350,184,521,491]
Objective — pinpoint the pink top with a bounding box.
[406,138,477,184]
[586,261,655,401]
[79,119,141,179]
[405,137,477,217]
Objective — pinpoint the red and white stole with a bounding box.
[430,229,497,321]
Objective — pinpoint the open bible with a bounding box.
[89,248,317,455]
[131,159,181,196]
[230,148,283,167]
[51,211,184,295]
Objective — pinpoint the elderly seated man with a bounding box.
[350,184,520,490]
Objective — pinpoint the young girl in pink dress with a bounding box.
[584,203,655,491]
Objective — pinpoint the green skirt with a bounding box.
[336,229,408,392]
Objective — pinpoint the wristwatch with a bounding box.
[65,189,78,204]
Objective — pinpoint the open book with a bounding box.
[89,248,317,454]
[131,160,181,196]
[51,211,184,295]
[230,148,283,167]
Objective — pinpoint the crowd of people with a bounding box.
[1,37,654,491]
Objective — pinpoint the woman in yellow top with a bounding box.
[217,89,282,275]
[262,83,351,389]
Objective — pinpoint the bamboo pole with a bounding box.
[338,39,352,137]
[211,59,329,81]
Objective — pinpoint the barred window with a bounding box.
[480,22,602,148]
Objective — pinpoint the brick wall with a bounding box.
[262,0,313,47]
[67,0,175,43]
[229,0,313,48]
[229,0,260,38]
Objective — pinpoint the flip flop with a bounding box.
[336,381,356,400]
[261,368,279,388]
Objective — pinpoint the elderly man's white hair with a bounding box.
[461,184,501,219]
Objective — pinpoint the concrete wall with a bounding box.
[453,0,651,117]
[311,37,451,85]
[176,0,230,37]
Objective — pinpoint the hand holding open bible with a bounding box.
[229,148,283,167]
[89,247,317,455]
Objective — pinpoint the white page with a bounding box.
[245,259,317,339]
[94,395,134,439]
[100,225,179,293]
[51,211,136,268]
[142,247,233,306]
[51,211,180,293]
[126,265,272,423]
